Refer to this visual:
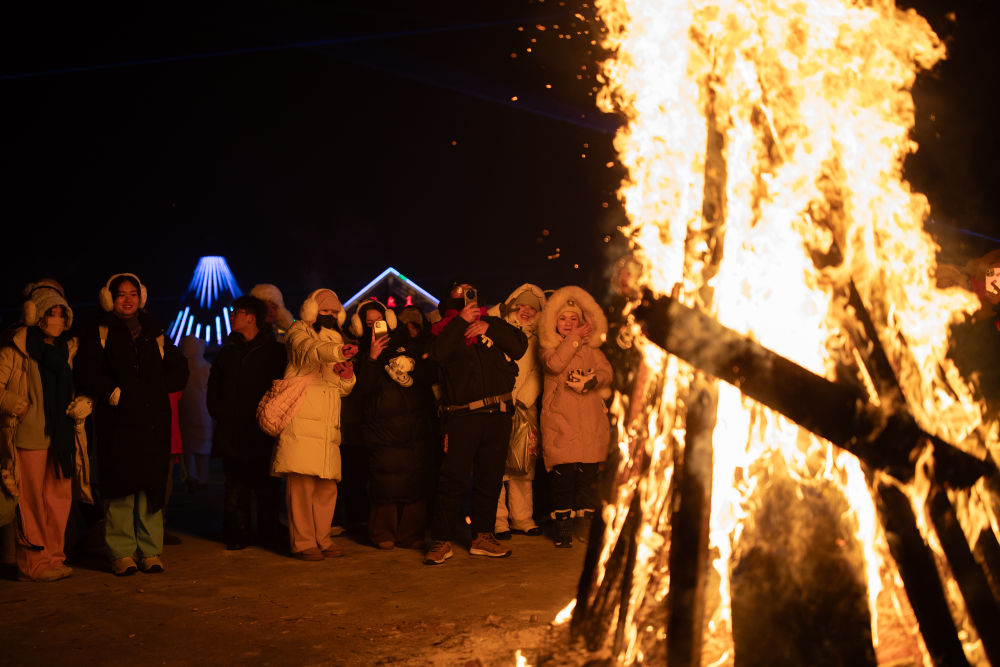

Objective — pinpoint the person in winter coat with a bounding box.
[250,283,295,343]
[271,289,358,560]
[353,299,436,549]
[538,285,612,548]
[0,281,92,582]
[490,284,545,540]
[423,280,528,565]
[177,336,212,489]
[74,273,189,575]
[207,296,287,550]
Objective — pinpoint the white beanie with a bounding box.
[23,280,73,328]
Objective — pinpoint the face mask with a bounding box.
[315,314,339,330]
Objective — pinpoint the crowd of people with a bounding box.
[0,268,642,581]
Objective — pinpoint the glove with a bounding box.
[108,387,121,406]
[332,361,354,380]
[66,396,94,420]
[566,369,597,394]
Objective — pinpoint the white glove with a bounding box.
[566,369,597,394]
[108,387,121,407]
[66,396,94,420]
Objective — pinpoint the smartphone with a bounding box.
[372,319,388,339]
[463,288,478,307]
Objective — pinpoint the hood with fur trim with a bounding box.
[250,283,294,330]
[502,283,546,334]
[299,289,346,328]
[538,285,607,350]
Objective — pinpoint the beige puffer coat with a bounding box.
[538,286,612,471]
[271,292,355,480]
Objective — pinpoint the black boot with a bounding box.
[574,509,594,543]
[553,510,573,548]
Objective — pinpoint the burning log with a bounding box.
[633,293,994,487]
[874,481,971,666]
[635,292,1000,664]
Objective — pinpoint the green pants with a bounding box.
[104,491,163,560]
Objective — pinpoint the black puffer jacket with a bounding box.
[206,329,287,460]
[355,329,436,501]
[428,312,527,408]
[74,310,189,510]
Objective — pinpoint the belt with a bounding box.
[445,392,513,414]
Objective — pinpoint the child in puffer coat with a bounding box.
[538,285,612,548]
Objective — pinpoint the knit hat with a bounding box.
[250,283,294,330]
[23,280,73,329]
[299,288,346,327]
[510,289,542,312]
[314,289,341,313]
[558,298,584,320]
[398,306,424,329]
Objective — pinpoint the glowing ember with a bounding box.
[557,0,1000,665]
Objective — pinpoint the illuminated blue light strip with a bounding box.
[222,307,231,335]
[215,316,222,345]
[185,315,195,336]
[343,266,439,310]
[205,325,211,344]
[169,309,184,339]
[195,323,201,339]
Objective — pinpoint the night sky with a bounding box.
[2,0,998,326]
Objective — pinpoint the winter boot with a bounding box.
[552,510,573,548]
[574,509,594,543]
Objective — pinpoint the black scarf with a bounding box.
[25,327,75,478]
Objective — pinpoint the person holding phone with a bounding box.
[423,280,528,565]
[352,298,436,550]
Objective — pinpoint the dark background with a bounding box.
[2,0,997,325]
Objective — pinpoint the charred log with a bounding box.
[633,293,995,487]
[874,481,970,666]
[666,378,717,667]
[927,486,1000,664]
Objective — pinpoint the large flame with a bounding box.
[570,0,999,664]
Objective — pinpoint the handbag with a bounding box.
[505,402,538,475]
[256,371,318,437]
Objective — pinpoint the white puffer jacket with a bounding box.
[271,292,354,480]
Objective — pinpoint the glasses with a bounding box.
[231,308,250,317]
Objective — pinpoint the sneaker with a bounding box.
[111,556,138,577]
[140,556,165,573]
[292,548,324,561]
[53,564,73,578]
[375,540,395,550]
[423,540,453,565]
[511,526,542,536]
[495,531,512,541]
[470,533,512,558]
[23,567,70,582]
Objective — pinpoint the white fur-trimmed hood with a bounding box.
[538,285,606,350]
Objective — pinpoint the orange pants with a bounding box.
[15,448,72,580]
[285,473,338,554]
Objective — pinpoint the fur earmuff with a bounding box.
[348,298,397,338]
[99,273,147,312]
[300,289,346,327]
[23,280,73,328]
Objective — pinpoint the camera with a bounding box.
[372,319,389,339]
[463,288,478,306]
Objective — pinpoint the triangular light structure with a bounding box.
[343,266,439,313]
[167,256,242,349]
